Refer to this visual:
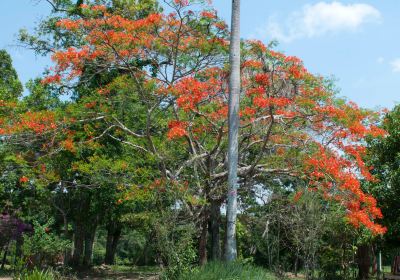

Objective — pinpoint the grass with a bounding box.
[75,265,159,279]
[177,261,277,280]
[109,264,160,274]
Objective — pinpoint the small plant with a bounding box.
[14,267,59,280]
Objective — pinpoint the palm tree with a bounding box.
[225,0,241,261]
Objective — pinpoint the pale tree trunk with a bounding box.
[225,0,241,262]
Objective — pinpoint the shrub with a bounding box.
[157,222,197,280]
[22,219,71,267]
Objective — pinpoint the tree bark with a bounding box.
[82,224,97,267]
[357,244,371,280]
[104,222,122,265]
[225,0,241,262]
[71,221,85,266]
[210,200,221,260]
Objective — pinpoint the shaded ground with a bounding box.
[0,265,160,280]
[0,269,11,280]
[77,265,160,280]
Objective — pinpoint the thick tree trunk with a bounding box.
[225,0,241,262]
[71,222,85,266]
[104,222,122,265]
[357,244,371,280]
[210,200,221,260]
[82,224,97,267]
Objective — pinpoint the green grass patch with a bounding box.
[177,261,276,280]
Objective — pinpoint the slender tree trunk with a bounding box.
[104,223,122,265]
[210,200,221,260]
[225,0,241,262]
[199,216,208,265]
[15,236,23,263]
[63,217,72,265]
[53,196,71,265]
[1,244,8,270]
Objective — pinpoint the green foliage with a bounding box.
[15,267,69,280]
[22,219,71,267]
[22,79,62,110]
[157,218,197,279]
[177,261,275,280]
[0,49,23,101]
[116,229,149,265]
[367,105,400,245]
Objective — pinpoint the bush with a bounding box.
[177,261,275,280]
[157,222,197,280]
[22,219,71,267]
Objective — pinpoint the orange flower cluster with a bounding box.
[173,77,218,111]
[201,11,217,19]
[19,176,29,183]
[1,112,57,135]
[306,147,386,235]
[167,121,188,140]
[253,97,292,108]
[174,0,189,6]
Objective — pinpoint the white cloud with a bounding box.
[258,2,381,42]
[390,59,400,72]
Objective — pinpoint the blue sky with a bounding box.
[1,0,399,109]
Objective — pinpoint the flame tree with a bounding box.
[1,0,386,266]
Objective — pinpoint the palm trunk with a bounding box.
[225,0,241,262]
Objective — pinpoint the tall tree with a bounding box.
[0,50,23,101]
[225,0,241,261]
